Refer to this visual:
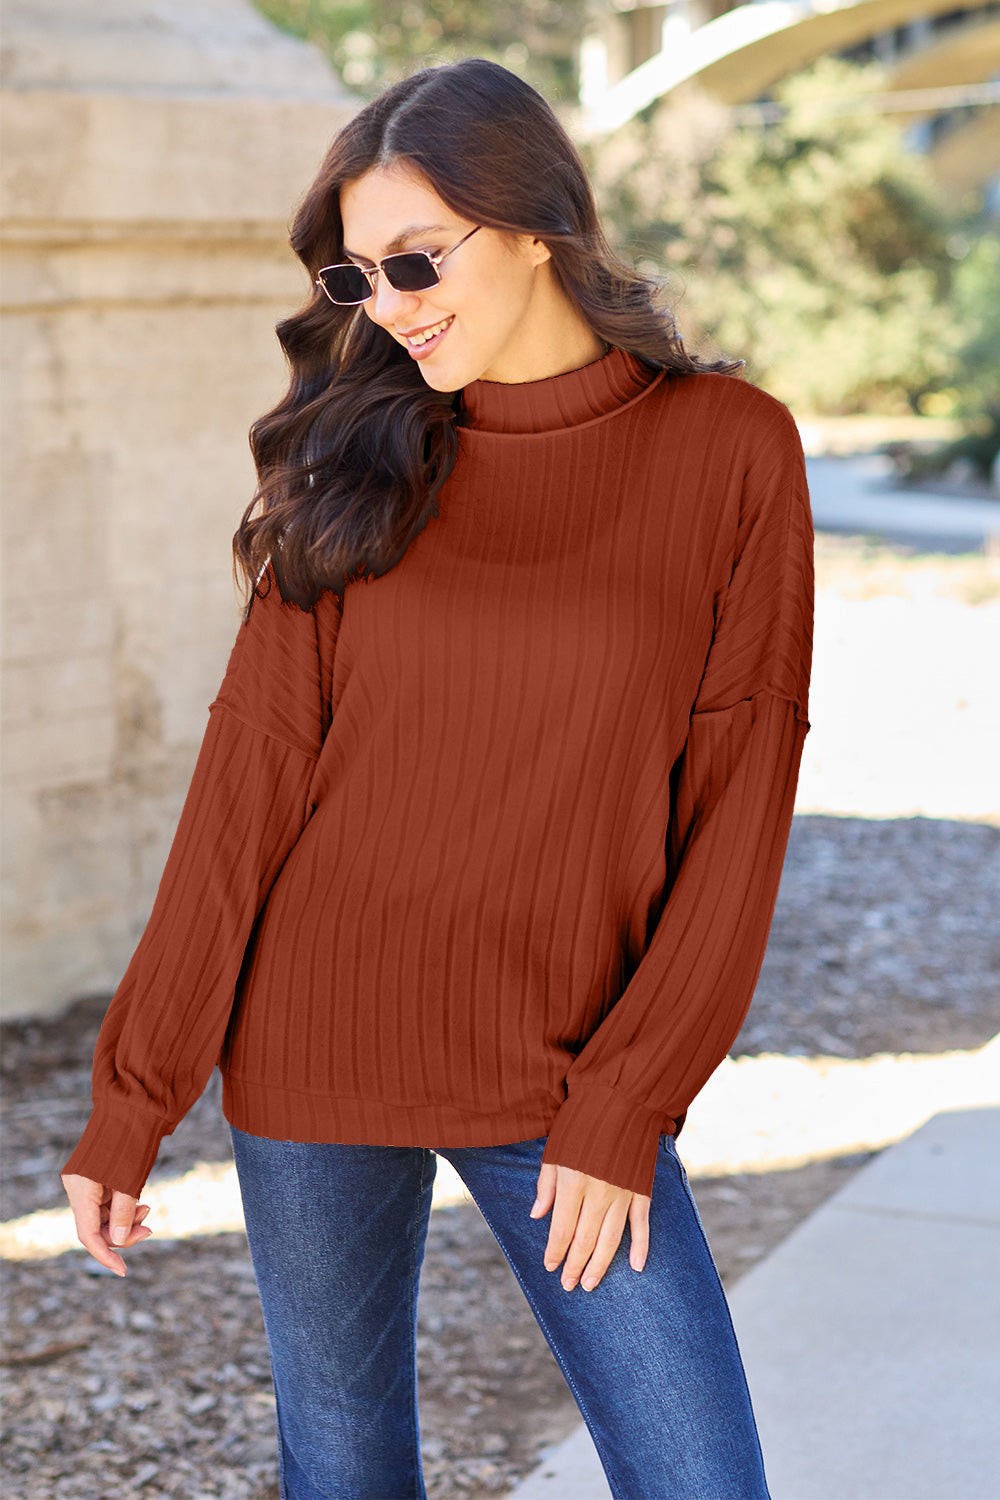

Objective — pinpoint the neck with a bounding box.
[480,265,607,385]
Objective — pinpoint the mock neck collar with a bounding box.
[459,345,661,435]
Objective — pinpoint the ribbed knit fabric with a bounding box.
[63,347,813,1201]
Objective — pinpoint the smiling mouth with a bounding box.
[402,316,454,349]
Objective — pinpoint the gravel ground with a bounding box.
[3,539,998,1500]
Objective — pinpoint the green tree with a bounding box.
[251,17,996,440]
[254,0,585,100]
[951,230,1000,433]
[910,231,1000,479]
[589,58,967,415]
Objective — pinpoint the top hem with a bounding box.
[221,1072,565,1149]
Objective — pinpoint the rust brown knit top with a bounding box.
[63,347,813,1200]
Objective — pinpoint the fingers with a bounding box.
[540,1167,623,1292]
[536,1167,653,1292]
[628,1193,650,1273]
[61,1174,126,1277]
[529,1162,557,1220]
[108,1188,141,1247]
[540,1165,586,1271]
[60,1174,152,1278]
[575,1194,653,1290]
[570,1194,630,1293]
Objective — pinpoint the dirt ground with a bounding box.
[2,536,998,1500]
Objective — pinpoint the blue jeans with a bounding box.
[230,1127,770,1500]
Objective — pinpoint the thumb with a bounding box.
[530,1162,557,1219]
[109,1189,139,1246]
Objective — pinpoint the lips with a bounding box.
[401,315,454,350]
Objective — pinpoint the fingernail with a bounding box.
[111,1227,127,1246]
[529,1202,541,1217]
[561,1277,577,1292]
[544,1258,557,1272]
[582,1276,597,1291]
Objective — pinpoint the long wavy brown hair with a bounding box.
[235,58,742,609]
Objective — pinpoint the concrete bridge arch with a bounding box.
[579,0,1000,136]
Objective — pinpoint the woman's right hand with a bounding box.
[61,1173,153,1277]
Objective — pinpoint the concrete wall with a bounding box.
[1,1,357,1017]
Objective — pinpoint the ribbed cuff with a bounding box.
[540,1080,675,1198]
[60,1104,166,1200]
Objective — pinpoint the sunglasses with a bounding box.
[315,226,482,305]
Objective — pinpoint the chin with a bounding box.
[417,363,468,394]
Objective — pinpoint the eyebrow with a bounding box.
[342,223,455,263]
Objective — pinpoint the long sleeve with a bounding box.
[61,354,818,1197]
[61,579,342,1197]
[541,403,814,1198]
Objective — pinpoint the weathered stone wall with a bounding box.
[1,1,356,1016]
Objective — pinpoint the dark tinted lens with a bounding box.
[382,252,438,292]
[319,265,371,303]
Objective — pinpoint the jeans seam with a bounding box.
[230,1126,292,1500]
[406,1148,430,1500]
[274,1387,293,1499]
[461,1187,628,1500]
[665,1144,772,1500]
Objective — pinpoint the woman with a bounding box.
[62,57,812,1500]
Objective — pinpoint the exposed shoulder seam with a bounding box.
[691,688,810,725]
[207,699,322,763]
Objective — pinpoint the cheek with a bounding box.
[453,252,531,319]
[464,267,527,326]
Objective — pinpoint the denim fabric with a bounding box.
[230,1126,770,1500]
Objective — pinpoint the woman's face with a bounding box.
[338,162,556,391]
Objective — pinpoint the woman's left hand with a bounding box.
[530,1162,650,1292]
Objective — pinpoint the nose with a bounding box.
[365,273,421,330]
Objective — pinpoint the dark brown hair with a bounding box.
[235,58,741,609]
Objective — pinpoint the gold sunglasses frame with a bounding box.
[316,226,482,305]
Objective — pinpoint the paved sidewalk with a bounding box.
[508,1105,1000,1499]
[804,454,1000,551]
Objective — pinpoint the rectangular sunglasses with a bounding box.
[316,225,481,305]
